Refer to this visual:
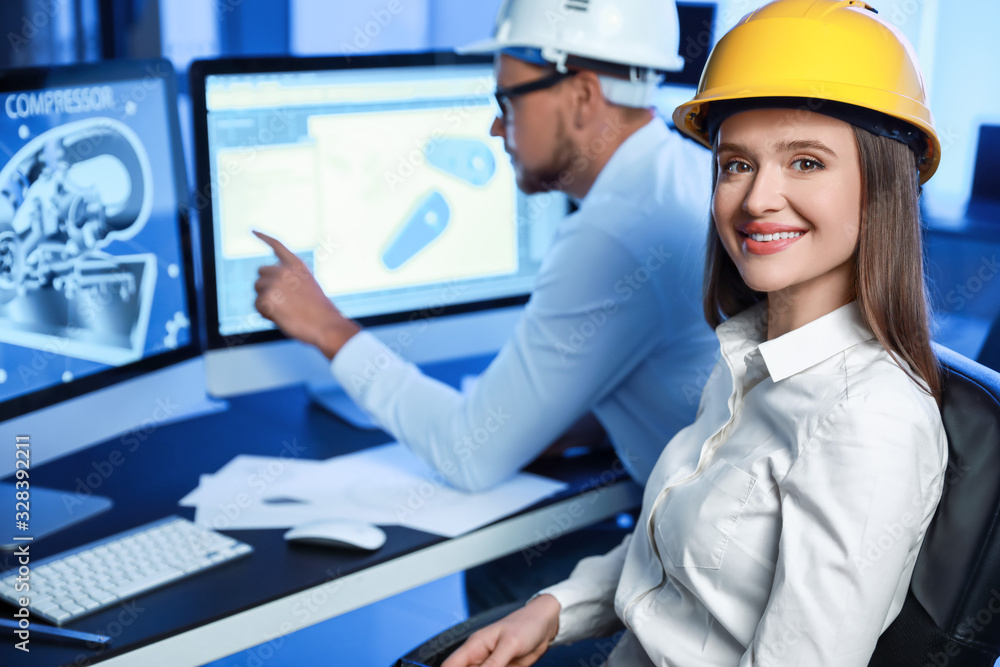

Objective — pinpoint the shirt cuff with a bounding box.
[534,579,610,646]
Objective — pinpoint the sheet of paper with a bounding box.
[178,455,331,508]
[180,455,395,530]
[180,443,567,537]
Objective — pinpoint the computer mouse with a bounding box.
[282,519,387,551]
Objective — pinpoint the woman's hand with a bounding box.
[442,594,561,667]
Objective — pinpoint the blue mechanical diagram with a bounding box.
[379,138,496,271]
[381,190,451,270]
[426,137,496,187]
[0,117,157,366]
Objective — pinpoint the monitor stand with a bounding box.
[0,484,112,550]
[306,382,380,430]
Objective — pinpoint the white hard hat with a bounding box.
[459,0,684,108]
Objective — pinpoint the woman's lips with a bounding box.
[738,223,808,256]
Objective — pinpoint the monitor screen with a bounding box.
[189,52,566,350]
[0,59,198,419]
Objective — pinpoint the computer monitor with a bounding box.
[0,60,208,526]
[189,0,715,409]
[189,52,568,404]
[655,1,717,120]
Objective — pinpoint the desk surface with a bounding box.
[0,356,641,667]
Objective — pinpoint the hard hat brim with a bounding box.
[673,85,940,184]
[455,37,503,56]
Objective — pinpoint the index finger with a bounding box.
[253,230,300,265]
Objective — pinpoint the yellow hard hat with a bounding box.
[673,0,940,183]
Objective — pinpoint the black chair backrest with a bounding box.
[870,345,1000,666]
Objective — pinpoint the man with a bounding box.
[255,0,715,486]
[253,0,716,605]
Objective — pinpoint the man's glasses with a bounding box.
[493,70,578,121]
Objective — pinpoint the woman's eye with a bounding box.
[722,160,752,174]
[791,158,824,171]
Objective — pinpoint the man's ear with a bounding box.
[570,71,604,129]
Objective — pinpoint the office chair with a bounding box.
[395,345,1000,667]
[868,345,1000,666]
[978,312,1000,374]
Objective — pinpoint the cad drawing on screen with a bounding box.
[0,116,157,367]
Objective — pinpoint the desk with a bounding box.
[0,355,642,667]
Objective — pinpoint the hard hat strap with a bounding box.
[502,47,664,109]
[561,53,663,82]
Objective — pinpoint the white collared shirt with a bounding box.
[542,302,948,666]
[330,119,717,491]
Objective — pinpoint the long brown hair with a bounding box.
[703,125,941,400]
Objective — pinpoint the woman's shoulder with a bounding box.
[844,339,939,411]
[819,338,947,464]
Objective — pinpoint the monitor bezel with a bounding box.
[0,58,201,420]
[189,51,542,352]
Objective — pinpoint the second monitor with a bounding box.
[189,52,566,400]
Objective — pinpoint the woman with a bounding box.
[443,1,948,665]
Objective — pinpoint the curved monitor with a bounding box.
[0,59,199,421]
[188,52,567,397]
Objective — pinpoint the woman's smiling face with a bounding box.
[712,108,862,311]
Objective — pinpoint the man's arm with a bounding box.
[254,224,664,491]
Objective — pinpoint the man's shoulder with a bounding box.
[578,126,712,230]
[603,125,708,182]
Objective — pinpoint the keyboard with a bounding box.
[0,516,253,625]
